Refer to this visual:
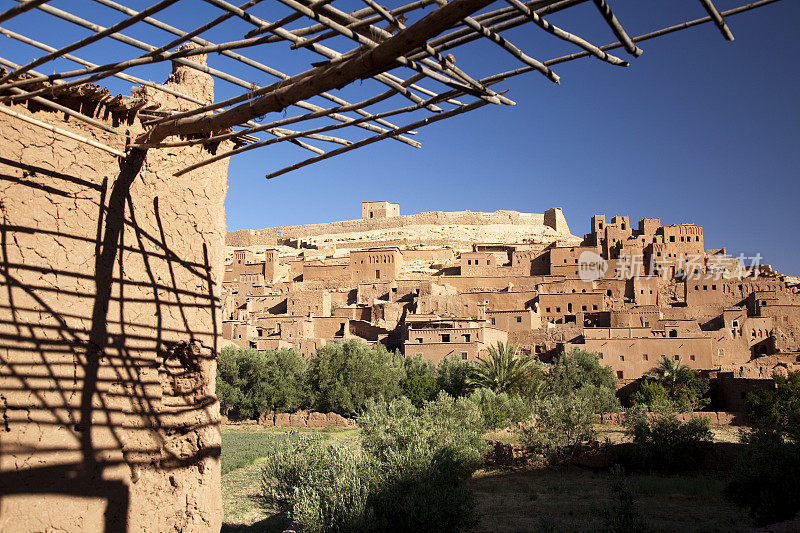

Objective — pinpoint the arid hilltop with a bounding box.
[226,202,578,251]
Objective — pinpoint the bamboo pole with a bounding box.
[590,0,642,57]
[90,0,408,136]
[699,0,735,40]
[0,105,126,157]
[431,0,559,83]
[200,0,450,112]
[141,0,498,144]
[500,0,627,66]
[0,0,50,24]
[0,0,180,85]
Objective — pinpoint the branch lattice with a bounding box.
[0,0,782,178]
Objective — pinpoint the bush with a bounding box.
[725,429,800,526]
[745,370,800,441]
[620,404,712,473]
[400,355,440,407]
[436,354,472,397]
[260,434,373,533]
[520,393,597,464]
[468,388,531,429]
[641,356,710,411]
[217,346,309,419]
[307,341,405,416]
[549,349,620,414]
[630,379,671,410]
[726,371,800,525]
[261,394,487,532]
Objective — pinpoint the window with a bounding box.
[690,355,696,361]
[598,352,603,359]
[643,354,649,361]
[516,316,522,323]
[669,329,677,338]
[490,317,496,325]
[441,334,450,343]
[620,355,625,361]
[463,334,471,342]
[712,284,717,290]
[732,320,739,328]
[670,236,676,242]
[617,371,624,379]
[546,307,551,313]
[556,307,561,313]
[417,338,423,343]
[673,355,680,361]
[369,211,374,218]
[582,305,587,311]
[375,270,381,279]
[593,305,598,311]
[467,259,472,265]
[461,352,468,360]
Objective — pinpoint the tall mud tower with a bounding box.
[0,50,229,531]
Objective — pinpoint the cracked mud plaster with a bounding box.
[0,53,231,532]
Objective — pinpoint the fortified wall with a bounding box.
[227,206,572,246]
[0,55,228,530]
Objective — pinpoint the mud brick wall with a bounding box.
[0,57,229,531]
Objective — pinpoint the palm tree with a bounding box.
[468,342,535,394]
[645,356,688,391]
[643,356,709,410]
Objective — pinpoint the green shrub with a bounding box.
[307,341,405,416]
[400,355,440,407]
[358,394,487,531]
[261,394,487,532]
[549,349,620,414]
[725,429,800,526]
[436,354,472,397]
[468,387,531,429]
[630,379,671,410]
[520,393,597,464]
[217,346,309,419]
[620,404,712,472]
[726,371,800,525]
[745,370,800,441]
[260,434,372,533]
[603,465,649,533]
[641,356,710,411]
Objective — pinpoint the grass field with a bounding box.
[220,424,752,532]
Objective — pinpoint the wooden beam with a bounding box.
[140,0,497,144]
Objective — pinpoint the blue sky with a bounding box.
[2,1,798,271]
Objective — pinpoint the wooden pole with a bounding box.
[699,0,735,41]
[140,0,498,144]
[0,105,125,157]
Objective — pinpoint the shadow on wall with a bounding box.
[0,153,220,531]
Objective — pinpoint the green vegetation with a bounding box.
[619,404,712,473]
[259,394,487,532]
[519,349,620,464]
[468,388,531,430]
[400,354,439,407]
[218,346,309,419]
[467,342,537,394]
[307,340,405,416]
[632,356,710,411]
[436,353,472,397]
[726,370,800,525]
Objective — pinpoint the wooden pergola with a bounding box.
[0,0,781,179]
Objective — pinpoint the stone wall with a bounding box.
[257,410,357,428]
[0,57,228,531]
[227,209,573,246]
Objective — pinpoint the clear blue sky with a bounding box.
[2,1,798,271]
